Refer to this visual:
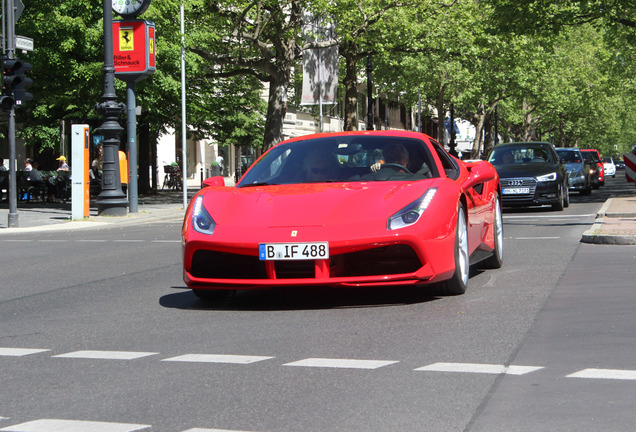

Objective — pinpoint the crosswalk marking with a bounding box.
[0,348,50,357]
[567,368,636,380]
[52,351,158,360]
[414,362,544,375]
[0,419,150,432]
[283,358,399,369]
[182,429,257,432]
[3,346,636,381]
[162,354,273,364]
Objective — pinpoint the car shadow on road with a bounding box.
[160,284,442,311]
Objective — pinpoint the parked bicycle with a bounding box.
[162,164,183,190]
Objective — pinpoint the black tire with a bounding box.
[552,184,565,211]
[482,195,503,269]
[563,182,570,207]
[438,205,469,296]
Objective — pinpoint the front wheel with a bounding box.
[552,184,565,211]
[438,204,469,296]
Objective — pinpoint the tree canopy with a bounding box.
[7,0,636,164]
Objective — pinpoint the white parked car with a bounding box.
[602,157,616,178]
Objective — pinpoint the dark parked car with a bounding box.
[555,147,593,195]
[581,149,604,186]
[580,150,602,189]
[488,142,569,211]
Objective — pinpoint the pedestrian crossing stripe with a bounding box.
[0,419,150,431]
[414,362,544,375]
[567,368,636,380]
[283,357,399,369]
[162,354,273,364]
[0,348,50,357]
[52,350,157,360]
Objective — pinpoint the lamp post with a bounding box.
[366,55,373,131]
[95,0,128,216]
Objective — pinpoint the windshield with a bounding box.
[556,149,582,163]
[488,144,556,165]
[583,151,600,163]
[238,135,439,187]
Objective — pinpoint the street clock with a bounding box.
[112,0,151,18]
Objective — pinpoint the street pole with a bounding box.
[95,0,128,216]
[494,104,499,146]
[5,0,17,227]
[127,82,138,213]
[180,3,187,208]
[366,55,373,131]
[418,89,422,133]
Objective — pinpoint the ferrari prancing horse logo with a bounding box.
[291,230,298,237]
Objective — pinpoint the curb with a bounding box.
[582,198,636,245]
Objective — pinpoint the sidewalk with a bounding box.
[0,177,235,234]
[581,196,636,245]
[2,178,635,244]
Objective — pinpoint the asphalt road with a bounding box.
[0,176,634,432]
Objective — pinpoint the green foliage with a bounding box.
[8,0,636,161]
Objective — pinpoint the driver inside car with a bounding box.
[361,143,431,180]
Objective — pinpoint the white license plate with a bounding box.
[503,187,530,195]
[259,242,329,260]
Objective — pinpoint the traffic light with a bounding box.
[11,58,32,106]
[1,56,32,109]
[1,56,15,111]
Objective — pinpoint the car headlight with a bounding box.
[388,188,437,230]
[192,195,216,235]
[536,172,557,182]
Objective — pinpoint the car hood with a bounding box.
[492,163,559,179]
[200,180,441,229]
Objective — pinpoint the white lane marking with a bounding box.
[515,236,560,240]
[0,419,150,431]
[567,368,636,380]
[415,362,544,375]
[53,351,158,360]
[76,239,108,243]
[504,214,595,219]
[182,429,258,432]
[162,354,273,364]
[150,240,180,243]
[0,348,50,357]
[113,240,145,243]
[283,358,399,370]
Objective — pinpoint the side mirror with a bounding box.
[202,176,225,188]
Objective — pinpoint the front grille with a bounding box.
[190,250,267,279]
[190,244,422,281]
[331,245,422,277]
[501,177,537,200]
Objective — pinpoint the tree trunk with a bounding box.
[262,76,287,152]
[471,104,486,159]
[342,50,359,131]
[436,84,447,144]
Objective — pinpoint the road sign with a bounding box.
[112,20,156,82]
[14,0,25,22]
[15,35,33,51]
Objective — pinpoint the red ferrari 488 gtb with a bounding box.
[183,131,502,299]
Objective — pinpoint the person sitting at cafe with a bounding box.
[47,155,71,202]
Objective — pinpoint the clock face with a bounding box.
[112,0,151,17]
